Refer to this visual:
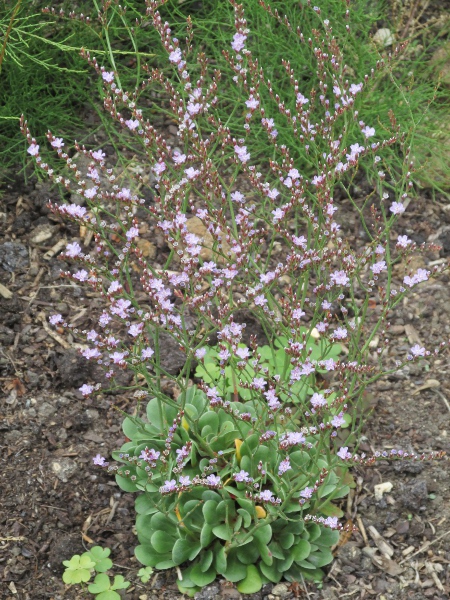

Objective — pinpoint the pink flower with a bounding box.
[278,458,291,475]
[371,260,386,275]
[332,327,348,340]
[234,145,251,164]
[296,93,309,105]
[93,454,109,466]
[101,71,114,83]
[330,270,350,286]
[169,48,182,63]
[310,392,326,408]
[173,151,186,164]
[126,227,139,240]
[245,96,259,109]
[65,242,82,257]
[234,470,251,482]
[361,125,375,138]
[141,347,154,359]
[27,144,39,156]
[91,149,105,162]
[84,187,97,199]
[410,344,425,357]
[390,202,405,215]
[349,83,363,95]
[337,446,352,460]
[51,138,64,149]
[300,487,314,499]
[128,323,143,337]
[79,384,94,396]
[125,119,139,130]
[397,235,411,248]
[49,314,63,325]
[231,33,247,52]
[185,167,200,179]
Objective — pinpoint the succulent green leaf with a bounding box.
[95,593,121,600]
[151,530,175,554]
[316,528,340,548]
[198,411,220,433]
[253,524,272,545]
[214,544,227,573]
[199,549,214,573]
[202,500,220,524]
[189,564,217,587]
[306,523,322,542]
[115,474,139,493]
[200,524,215,548]
[307,549,334,568]
[318,501,344,518]
[172,539,195,565]
[237,508,252,528]
[236,542,259,564]
[236,565,263,594]
[222,551,247,581]
[268,541,285,560]
[260,559,283,583]
[279,532,295,550]
[212,524,232,541]
[291,539,311,562]
[135,545,171,567]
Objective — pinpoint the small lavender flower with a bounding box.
[93,454,109,466]
[278,458,291,475]
[160,479,177,494]
[390,202,405,215]
[139,447,161,462]
[234,470,251,482]
[300,487,314,499]
[337,447,352,460]
[49,314,63,326]
[205,474,221,487]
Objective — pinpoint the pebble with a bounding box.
[0,242,29,272]
[51,458,78,482]
[37,402,57,419]
[271,583,289,597]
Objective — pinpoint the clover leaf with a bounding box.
[88,573,130,599]
[62,553,95,584]
[138,566,154,583]
[88,546,113,572]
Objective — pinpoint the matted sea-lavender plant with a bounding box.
[23,0,446,594]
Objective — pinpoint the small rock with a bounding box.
[271,583,289,597]
[136,238,157,259]
[0,242,29,272]
[194,584,220,599]
[51,458,78,482]
[400,479,428,511]
[372,28,394,47]
[37,401,57,419]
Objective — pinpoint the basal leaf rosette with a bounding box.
[111,387,348,592]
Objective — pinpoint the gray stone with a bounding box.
[51,458,78,482]
[37,401,57,419]
[0,242,29,272]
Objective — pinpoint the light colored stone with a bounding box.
[372,28,394,47]
[51,458,78,482]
